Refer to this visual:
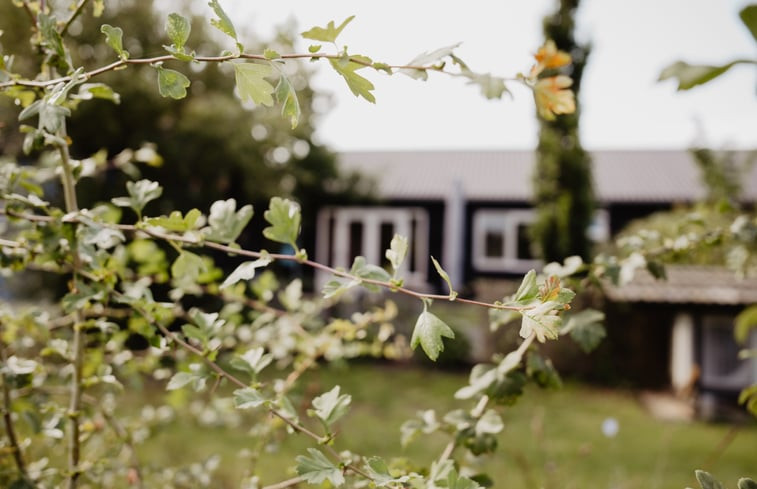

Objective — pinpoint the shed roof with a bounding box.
[603,266,757,305]
[337,150,757,204]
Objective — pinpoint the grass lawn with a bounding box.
[137,362,756,489]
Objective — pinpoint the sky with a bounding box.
[228,1,756,151]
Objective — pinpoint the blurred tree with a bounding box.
[0,1,367,253]
[531,0,595,263]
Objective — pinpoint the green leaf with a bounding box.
[659,60,741,91]
[561,309,606,353]
[171,251,207,283]
[400,43,461,80]
[264,48,280,59]
[208,0,238,42]
[111,179,162,217]
[735,305,757,344]
[740,5,757,43]
[165,13,191,51]
[167,371,205,391]
[411,309,455,361]
[308,44,322,53]
[101,24,128,59]
[526,352,562,389]
[263,197,301,246]
[275,74,301,129]
[441,469,482,489]
[512,270,538,304]
[431,256,457,300]
[38,13,68,69]
[204,198,253,243]
[296,448,344,487]
[310,385,351,428]
[348,256,391,292]
[79,221,125,250]
[475,409,504,435]
[322,277,359,299]
[230,347,273,375]
[386,233,408,274]
[155,65,190,99]
[146,209,203,232]
[76,83,120,104]
[464,72,509,99]
[519,301,562,343]
[301,16,355,43]
[738,384,757,417]
[363,456,412,487]
[233,387,267,409]
[329,59,376,103]
[233,62,274,106]
[92,0,104,17]
[220,255,273,290]
[695,471,724,489]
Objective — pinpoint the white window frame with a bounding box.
[472,209,540,273]
[472,208,611,273]
[316,207,429,288]
[700,315,757,391]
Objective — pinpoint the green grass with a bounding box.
[136,363,757,489]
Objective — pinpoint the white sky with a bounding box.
[228,1,756,151]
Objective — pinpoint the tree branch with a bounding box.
[0,343,33,485]
[60,0,90,38]
[0,208,532,312]
[0,50,516,90]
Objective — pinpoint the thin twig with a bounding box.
[122,295,375,483]
[0,343,32,484]
[0,51,519,90]
[60,0,89,37]
[57,136,86,489]
[262,476,304,489]
[0,208,532,312]
[435,333,535,470]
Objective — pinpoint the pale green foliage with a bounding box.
[164,13,194,60]
[329,58,376,103]
[301,16,355,44]
[100,24,128,59]
[386,233,408,275]
[156,65,191,99]
[296,448,345,486]
[220,254,273,289]
[274,74,301,129]
[263,196,302,248]
[309,385,351,429]
[233,62,275,106]
[233,387,268,409]
[208,0,240,47]
[111,179,162,217]
[363,456,414,487]
[0,2,605,488]
[431,256,457,300]
[561,308,606,353]
[204,198,254,243]
[411,306,455,361]
[659,4,756,91]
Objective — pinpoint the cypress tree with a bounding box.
[532,0,595,262]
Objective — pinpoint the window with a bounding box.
[472,208,611,273]
[472,209,539,273]
[316,207,429,288]
[700,315,757,391]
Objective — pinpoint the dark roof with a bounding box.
[603,266,757,305]
[337,150,757,204]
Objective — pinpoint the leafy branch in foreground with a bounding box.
[1,6,576,131]
[0,1,597,488]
